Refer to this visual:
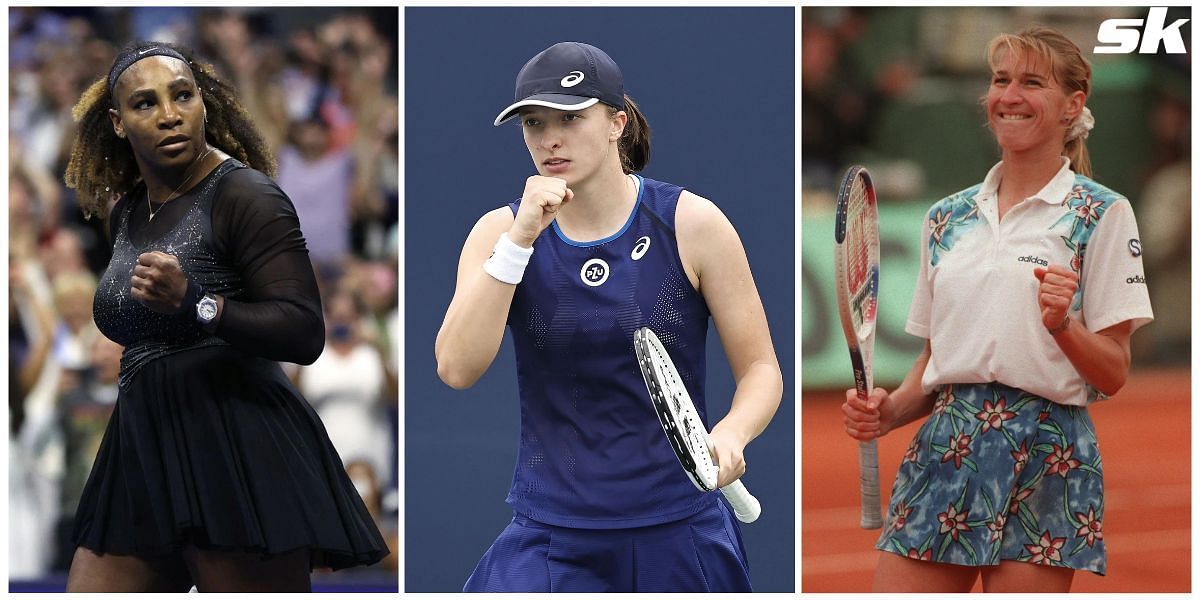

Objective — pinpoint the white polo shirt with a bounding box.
[907,158,1153,406]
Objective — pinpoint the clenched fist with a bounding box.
[1033,265,1078,331]
[509,175,573,247]
[130,251,190,314]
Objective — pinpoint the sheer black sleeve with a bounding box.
[209,168,325,364]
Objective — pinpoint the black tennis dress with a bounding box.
[75,158,387,569]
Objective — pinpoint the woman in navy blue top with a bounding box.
[436,42,783,592]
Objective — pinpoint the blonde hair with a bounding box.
[985,27,1093,177]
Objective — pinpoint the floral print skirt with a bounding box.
[876,383,1105,574]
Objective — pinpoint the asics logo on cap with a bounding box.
[561,71,585,87]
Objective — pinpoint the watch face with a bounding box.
[197,297,218,322]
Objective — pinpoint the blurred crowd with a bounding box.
[9,7,398,579]
[802,6,1191,367]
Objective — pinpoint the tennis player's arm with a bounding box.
[1049,319,1133,396]
[208,172,325,364]
[676,192,783,451]
[434,207,519,389]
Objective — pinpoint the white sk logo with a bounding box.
[580,258,609,286]
[1095,7,1189,54]
[631,236,651,260]
[561,71,585,88]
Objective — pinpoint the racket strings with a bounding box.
[843,178,879,333]
[641,335,718,490]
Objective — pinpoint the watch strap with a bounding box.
[1047,315,1071,335]
[177,280,205,319]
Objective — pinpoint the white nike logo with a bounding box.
[138,47,160,56]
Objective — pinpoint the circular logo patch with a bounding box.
[1128,238,1142,257]
[580,258,609,286]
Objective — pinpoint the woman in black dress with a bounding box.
[61,41,387,592]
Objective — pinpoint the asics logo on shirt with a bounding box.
[581,258,610,286]
[1017,255,1048,266]
[561,71,585,88]
[631,236,651,260]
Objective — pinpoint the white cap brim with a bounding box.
[493,97,600,126]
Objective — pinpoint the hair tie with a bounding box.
[1066,106,1094,142]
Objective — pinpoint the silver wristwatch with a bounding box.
[196,293,219,325]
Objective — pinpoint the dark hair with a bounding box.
[64,41,276,220]
[608,94,651,173]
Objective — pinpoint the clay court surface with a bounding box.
[802,368,1190,592]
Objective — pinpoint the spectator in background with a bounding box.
[277,116,354,272]
[280,26,326,122]
[196,9,290,150]
[1136,93,1190,363]
[801,8,915,190]
[299,289,391,484]
[48,271,100,391]
[9,248,62,581]
[53,335,122,571]
[22,51,84,177]
[40,228,88,286]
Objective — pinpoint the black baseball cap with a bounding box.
[493,42,625,126]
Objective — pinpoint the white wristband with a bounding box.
[483,232,534,284]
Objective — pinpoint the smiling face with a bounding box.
[985,48,1085,158]
[519,103,626,186]
[108,55,207,175]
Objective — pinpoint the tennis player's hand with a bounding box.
[1033,265,1078,330]
[843,387,892,441]
[131,251,189,314]
[509,175,573,247]
[708,425,747,488]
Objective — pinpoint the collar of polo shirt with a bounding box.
[977,156,1076,205]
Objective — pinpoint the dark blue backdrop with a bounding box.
[404,7,794,592]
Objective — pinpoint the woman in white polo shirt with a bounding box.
[842,27,1153,593]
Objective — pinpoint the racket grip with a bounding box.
[858,439,883,529]
[720,479,761,523]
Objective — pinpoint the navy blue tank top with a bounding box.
[505,175,717,528]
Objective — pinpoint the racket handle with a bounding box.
[720,479,761,523]
[858,439,883,529]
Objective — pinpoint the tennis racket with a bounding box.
[834,165,883,530]
[633,327,761,523]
